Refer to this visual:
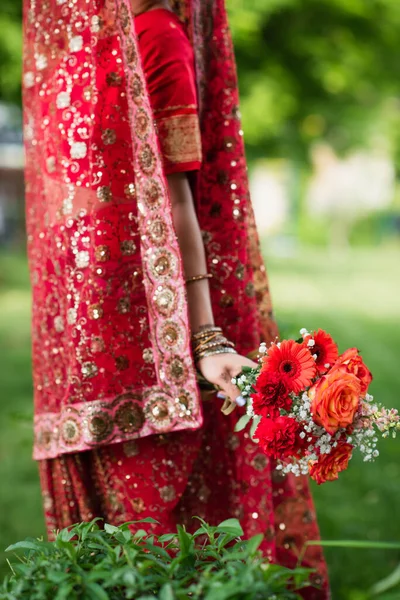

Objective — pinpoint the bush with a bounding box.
[0,518,313,600]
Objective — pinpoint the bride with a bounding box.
[23,0,329,596]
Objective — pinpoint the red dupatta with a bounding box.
[23,0,278,460]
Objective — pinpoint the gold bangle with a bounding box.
[193,333,222,353]
[192,326,222,340]
[195,347,237,361]
[185,274,212,285]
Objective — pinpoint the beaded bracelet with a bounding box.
[191,324,236,363]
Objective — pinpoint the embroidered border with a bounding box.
[34,388,199,459]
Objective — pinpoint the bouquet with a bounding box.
[233,328,400,484]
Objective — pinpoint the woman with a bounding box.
[23,0,329,596]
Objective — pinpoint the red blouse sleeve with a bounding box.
[135,10,202,175]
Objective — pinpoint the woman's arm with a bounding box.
[167,173,256,412]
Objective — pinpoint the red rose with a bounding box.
[309,442,353,484]
[330,348,372,395]
[252,372,291,418]
[255,416,302,460]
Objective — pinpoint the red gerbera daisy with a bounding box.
[261,339,316,394]
[303,329,339,374]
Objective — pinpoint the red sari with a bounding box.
[23,2,329,597]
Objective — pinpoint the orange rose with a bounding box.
[309,443,353,484]
[330,348,372,395]
[309,370,361,434]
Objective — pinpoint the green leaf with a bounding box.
[306,540,400,550]
[176,525,193,556]
[84,582,110,600]
[104,524,119,535]
[5,540,42,553]
[135,517,160,525]
[250,415,261,440]
[158,534,177,543]
[246,533,264,555]
[159,583,175,600]
[215,519,244,537]
[234,414,251,432]
[371,564,400,596]
[58,527,76,542]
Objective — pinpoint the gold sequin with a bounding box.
[115,401,144,434]
[245,282,256,298]
[96,186,112,203]
[159,485,176,502]
[130,73,143,103]
[166,356,187,384]
[144,396,173,431]
[117,298,130,314]
[147,218,167,245]
[115,355,129,371]
[120,240,136,255]
[135,108,150,140]
[142,348,154,363]
[106,72,122,87]
[95,245,110,262]
[88,304,103,320]
[61,418,81,444]
[131,498,145,513]
[87,412,113,442]
[143,179,163,210]
[102,128,117,145]
[154,286,176,317]
[139,143,156,175]
[160,321,182,349]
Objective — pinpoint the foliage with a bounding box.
[2,1,400,164]
[1,248,400,599]
[0,2,22,105]
[0,518,312,600]
[227,0,400,165]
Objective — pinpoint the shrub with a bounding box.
[0,517,313,599]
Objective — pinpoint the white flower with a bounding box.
[36,54,47,70]
[56,0,67,4]
[307,339,315,347]
[69,35,83,53]
[24,72,35,88]
[312,354,318,360]
[75,251,90,269]
[299,431,306,439]
[70,141,87,159]
[300,328,308,336]
[56,91,71,109]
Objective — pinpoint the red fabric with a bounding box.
[39,397,329,599]
[135,10,202,174]
[23,1,329,596]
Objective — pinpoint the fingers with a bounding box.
[216,368,246,414]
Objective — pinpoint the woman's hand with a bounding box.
[197,353,257,415]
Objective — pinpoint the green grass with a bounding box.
[0,248,400,599]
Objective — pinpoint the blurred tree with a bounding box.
[0,1,22,105]
[227,0,400,166]
[1,1,400,166]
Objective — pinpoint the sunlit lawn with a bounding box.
[0,247,399,599]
